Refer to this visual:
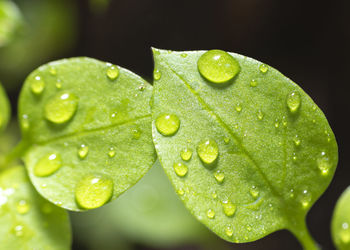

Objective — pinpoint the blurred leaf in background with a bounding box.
[72,161,225,250]
[0,0,22,48]
[89,0,110,14]
[0,0,77,91]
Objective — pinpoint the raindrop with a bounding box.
[197,49,240,84]
[214,170,225,183]
[78,144,89,159]
[340,222,350,244]
[207,209,215,219]
[13,224,24,237]
[155,114,180,136]
[225,225,233,237]
[34,153,62,177]
[180,148,192,161]
[222,200,236,217]
[259,64,269,73]
[300,189,312,208]
[181,53,188,58]
[16,200,30,214]
[257,110,264,120]
[44,92,79,124]
[132,128,141,139]
[49,67,57,76]
[75,174,114,209]
[286,91,301,113]
[177,188,185,196]
[173,163,188,177]
[317,152,331,176]
[30,76,45,95]
[224,137,230,144]
[106,64,119,80]
[249,186,259,199]
[250,79,258,87]
[235,104,242,112]
[293,135,301,146]
[153,69,161,80]
[108,147,116,158]
[197,139,219,165]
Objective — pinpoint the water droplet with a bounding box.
[287,91,301,113]
[153,69,161,80]
[222,200,236,217]
[181,53,188,58]
[225,225,233,237]
[49,67,57,76]
[44,92,79,124]
[259,64,269,73]
[13,224,24,237]
[247,225,252,232]
[30,76,45,95]
[207,209,215,219]
[224,137,230,144]
[75,174,114,209]
[212,192,218,199]
[300,189,312,208]
[250,79,258,87]
[177,188,185,196]
[16,200,30,214]
[235,104,242,112]
[21,114,30,130]
[197,49,240,84]
[293,135,301,146]
[55,80,62,89]
[106,64,119,80]
[318,152,331,176]
[250,186,259,199]
[197,139,219,165]
[340,223,350,244]
[289,189,295,198]
[108,147,116,158]
[214,170,225,183]
[34,153,62,177]
[138,84,145,91]
[257,110,264,120]
[155,114,180,136]
[180,148,192,161]
[274,119,279,128]
[78,144,89,159]
[174,163,188,177]
[292,153,297,161]
[132,128,141,139]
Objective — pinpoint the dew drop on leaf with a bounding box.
[293,135,301,146]
[49,67,57,76]
[106,64,119,80]
[173,163,188,177]
[16,199,30,214]
[318,152,331,176]
[235,104,242,112]
[108,147,116,158]
[180,148,192,161]
[286,91,301,113]
[257,110,264,120]
[225,225,233,237]
[75,174,114,209]
[207,209,215,219]
[214,170,225,183]
[44,92,78,124]
[155,114,180,136]
[153,69,161,80]
[222,200,236,217]
[181,53,188,58]
[34,153,62,177]
[30,76,46,95]
[197,49,240,84]
[250,79,258,87]
[259,64,269,73]
[300,189,312,209]
[177,188,185,196]
[340,223,350,245]
[78,144,89,159]
[197,139,219,165]
[13,224,24,237]
[249,186,260,199]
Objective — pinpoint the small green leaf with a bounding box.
[152,49,338,247]
[0,0,22,47]
[332,187,350,250]
[0,165,71,249]
[19,57,156,211]
[0,82,10,132]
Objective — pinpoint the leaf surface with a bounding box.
[0,82,10,132]
[332,187,350,250]
[0,166,71,249]
[19,57,156,211]
[151,49,338,246]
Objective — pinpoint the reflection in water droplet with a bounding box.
[222,200,236,217]
[225,225,233,237]
[34,153,62,177]
[250,79,257,87]
[75,174,114,209]
[153,69,161,80]
[318,152,331,176]
[214,170,225,183]
[287,91,301,113]
[174,163,188,177]
[44,92,79,124]
[197,50,240,84]
[197,139,219,165]
[30,76,45,95]
[250,186,259,199]
[16,200,30,214]
[207,209,215,219]
[78,144,89,159]
[259,64,269,73]
[180,148,192,161]
[106,64,119,80]
[108,147,116,158]
[155,114,180,136]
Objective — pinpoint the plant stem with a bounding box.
[289,219,320,250]
[0,140,29,170]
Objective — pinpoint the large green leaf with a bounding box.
[152,48,338,248]
[0,0,22,47]
[332,187,350,250]
[19,57,156,211]
[0,82,10,132]
[0,165,71,249]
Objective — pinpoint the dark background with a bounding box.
[2,0,349,249]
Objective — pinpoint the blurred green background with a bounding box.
[0,0,349,249]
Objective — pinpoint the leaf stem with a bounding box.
[289,219,320,250]
[0,140,29,170]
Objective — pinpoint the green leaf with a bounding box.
[152,48,338,248]
[0,82,10,132]
[0,165,71,249]
[18,57,156,211]
[0,0,22,47]
[332,187,350,250]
